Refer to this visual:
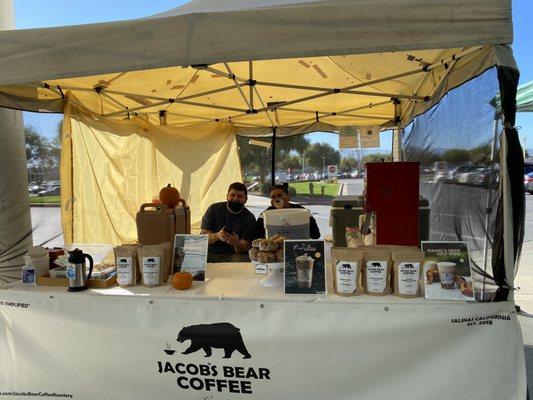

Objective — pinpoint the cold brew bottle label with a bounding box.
[365,260,387,293]
[398,262,420,295]
[335,261,357,294]
[117,256,133,285]
[142,256,160,285]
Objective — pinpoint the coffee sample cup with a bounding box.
[295,254,314,289]
[437,262,456,289]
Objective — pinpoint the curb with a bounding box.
[30,203,60,208]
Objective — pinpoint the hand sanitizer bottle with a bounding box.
[22,257,36,285]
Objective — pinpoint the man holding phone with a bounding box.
[201,182,256,263]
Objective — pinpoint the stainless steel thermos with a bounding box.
[67,249,94,292]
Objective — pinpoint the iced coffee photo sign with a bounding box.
[284,240,326,295]
[173,234,208,281]
[421,241,474,301]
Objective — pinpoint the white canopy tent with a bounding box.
[0,0,523,299]
[0,0,516,134]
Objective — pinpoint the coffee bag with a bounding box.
[114,245,139,287]
[137,245,166,287]
[362,250,391,296]
[332,248,363,296]
[392,251,424,298]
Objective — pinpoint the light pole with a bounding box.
[322,157,326,179]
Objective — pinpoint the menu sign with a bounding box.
[173,235,208,281]
[421,241,474,301]
[284,240,326,295]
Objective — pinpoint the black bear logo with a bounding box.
[341,263,352,270]
[371,262,382,268]
[147,258,155,263]
[177,323,251,359]
[404,263,414,269]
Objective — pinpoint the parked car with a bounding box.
[468,167,499,187]
[524,172,533,194]
[434,167,452,183]
[37,186,60,196]
[451,165,479,184]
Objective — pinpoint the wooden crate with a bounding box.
[37,273,116,288]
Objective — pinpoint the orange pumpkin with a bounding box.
[171,271,193,290]
[159,184,181,207]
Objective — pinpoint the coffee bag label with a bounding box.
[365,260,387,293]
[335,261,357,294]
[398,262,420,295]
[142,256,161,285]
[117,256,133,285]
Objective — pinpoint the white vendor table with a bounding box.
[0,263,527,400]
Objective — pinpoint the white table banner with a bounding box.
[0,290,527,400]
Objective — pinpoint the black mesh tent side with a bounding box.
[492,67,524,301]
[402,67,522,301]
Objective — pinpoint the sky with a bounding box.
[13,0,533,154]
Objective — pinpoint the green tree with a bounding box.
[25,125,60,183]
[280,155,301,172]
[305,143,341,171]
[339,157,357,172]
[237,134,310,184]
[362,152,392,163]
[469,143,492,165]
[442,148,470,164]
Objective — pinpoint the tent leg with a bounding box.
[271,127,277,186]
[482,114,500,298]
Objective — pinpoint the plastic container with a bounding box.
[25,246,50,278]
[330,195,430,247]
[263,208,310,239]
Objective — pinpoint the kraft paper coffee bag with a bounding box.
[362,250,391,296]
[332,248,363,296]
[137,245,166,287]
[392,251,424,298]
[114,244,139,287]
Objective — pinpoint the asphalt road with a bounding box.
[30,181,533,246]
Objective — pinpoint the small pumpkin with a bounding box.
[171,271,193,290]
[159,183,181,207]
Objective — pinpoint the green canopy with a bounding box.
[516,80,533,112]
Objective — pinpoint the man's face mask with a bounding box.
[227,200,245,213]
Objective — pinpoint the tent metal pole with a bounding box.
[252,86,275,126]
[249,61,254,111]
[104,98,248,117]
[271,127,277,186]
[482,113,501,298]
[225,63,253,111]
[103,84,246,103]
[204,66,249,83]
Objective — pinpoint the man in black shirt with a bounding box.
[201,182,256,263]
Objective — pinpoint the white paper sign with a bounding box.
[254,263,269,275]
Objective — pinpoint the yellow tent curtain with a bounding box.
[60,98,242,245]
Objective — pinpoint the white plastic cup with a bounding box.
[437,262,456,289]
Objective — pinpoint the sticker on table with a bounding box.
[284,240,326,294]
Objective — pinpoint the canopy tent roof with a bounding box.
[0,0,516,134]
[516,81,533,113]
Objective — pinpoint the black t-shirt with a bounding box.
[201,202,256,255]
[255,203,321,239]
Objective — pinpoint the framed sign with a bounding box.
[173,234,208,281]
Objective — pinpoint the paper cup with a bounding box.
[437,262,456,289]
